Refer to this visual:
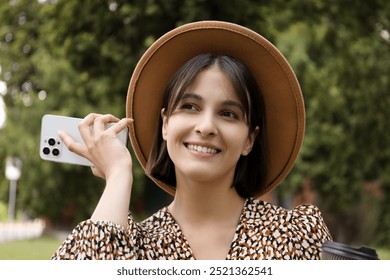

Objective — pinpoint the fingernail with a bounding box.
[123,118,133,123]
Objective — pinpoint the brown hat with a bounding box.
[126,21,305,197]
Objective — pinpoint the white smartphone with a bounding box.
[39,114,128,166]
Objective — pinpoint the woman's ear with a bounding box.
[161,108,168,141]
[242,126,259,156]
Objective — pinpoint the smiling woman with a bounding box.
[51,21,332,260]
[148,54,266,199]
[163,67,257,201]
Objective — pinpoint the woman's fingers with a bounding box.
[78,113,101,145]
[78,113,121,145]
[59,113,132,179]
[106,118,133,134]
[58,130,87,157]
[91,114,121,136]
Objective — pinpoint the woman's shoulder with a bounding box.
[245,197,329,229]
[247,197,323,215]
[240,198,332,259]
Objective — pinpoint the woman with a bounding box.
[52,21,332,260]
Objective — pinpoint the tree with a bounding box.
[268,0,390,243]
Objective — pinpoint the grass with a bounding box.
[376,248,390,260]
[0,235,389,260]
[0,235,62,260]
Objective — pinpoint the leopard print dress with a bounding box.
[51,198,332,260]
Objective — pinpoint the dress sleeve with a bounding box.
[51,213,140,260]
[290,205,333,260]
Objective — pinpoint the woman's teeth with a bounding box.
[187,144,218,154]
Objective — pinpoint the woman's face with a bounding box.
[162,67,256,187]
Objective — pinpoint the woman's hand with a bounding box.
[58,113,134,227]
[58,113,133,180]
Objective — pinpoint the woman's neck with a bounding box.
[168,176,245,225]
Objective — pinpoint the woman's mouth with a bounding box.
[185,143,220,154]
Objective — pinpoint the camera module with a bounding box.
[42,137,61,158]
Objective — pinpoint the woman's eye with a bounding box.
[180,103,197,111]
[221,111,238,119]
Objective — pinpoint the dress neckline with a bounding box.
[161,198,250,260]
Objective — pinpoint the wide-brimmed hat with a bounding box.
[126,21,305,197]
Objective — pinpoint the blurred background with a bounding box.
[0,0,389,259]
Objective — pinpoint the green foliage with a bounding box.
[273,0,390,209]
[374,178,390,247]
[0,0,389,247]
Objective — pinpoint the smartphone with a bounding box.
[40,114,128,166]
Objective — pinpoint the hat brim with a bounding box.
[126,21,305,197]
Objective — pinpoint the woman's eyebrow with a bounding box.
[223,100,245,114]
[181,92,203,101]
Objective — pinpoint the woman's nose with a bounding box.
[195,112,218,137]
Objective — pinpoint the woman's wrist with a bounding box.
[105,161,133,185]
[91,167,133,227]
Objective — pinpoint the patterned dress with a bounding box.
[51,198,332,260]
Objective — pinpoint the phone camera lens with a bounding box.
[43,147,50,155]
[52,148,60,156]
[48,138,56,146]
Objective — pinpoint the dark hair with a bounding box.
[146,54,267,198]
